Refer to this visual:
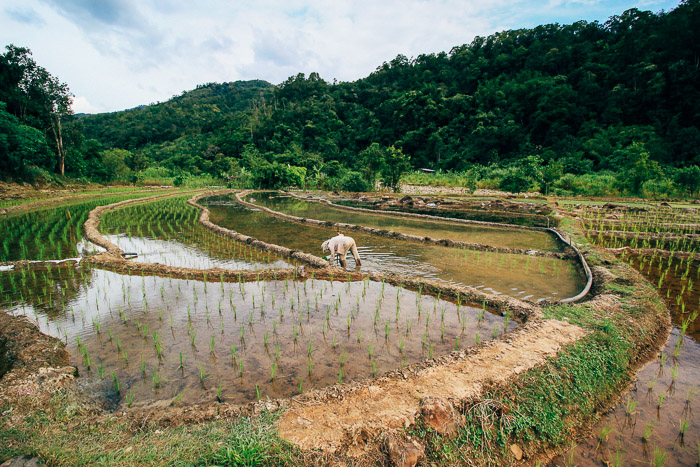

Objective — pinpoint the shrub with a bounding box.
[337,171,371,192]
[499,171,532,193]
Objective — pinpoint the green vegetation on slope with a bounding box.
[2,1,699,196]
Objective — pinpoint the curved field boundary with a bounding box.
[189,191,538,318]
[81,189,304,283]
[606,246,699,260]
[239,191,571,259]
[188,190,330,269]
[549,229,593,303]
[286,191,553,232]
[0,187,180,216]
[583,221,699,233]
[235,191,593,304]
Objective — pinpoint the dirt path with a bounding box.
[277,319,586,456]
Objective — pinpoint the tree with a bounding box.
[1,45,73,175]
[358,143,411,191]
[0,103,51,178]
[613,142,660,195]
[541,160,564,195]
[675,166,700,196]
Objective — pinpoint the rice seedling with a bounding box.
[624,395,638,419]
[652,447,666,466]
[112,371,120,395]
[596,425,614,450]
[678,418,688,446]
[643,421,654,444]
[199,366,208,388]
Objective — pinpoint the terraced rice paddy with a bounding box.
[206,195,586,302]
[0,193,164,262]
[1,264,513,407]
[100,196,293,270]
[250,192,561,251]
[561,201,700,466]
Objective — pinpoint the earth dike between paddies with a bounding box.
[0,190,670,466]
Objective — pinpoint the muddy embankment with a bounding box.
[0,187,180,216]
[0,190,672,465]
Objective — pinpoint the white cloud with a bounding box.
[71,96,102,114]
[0,0,683,113]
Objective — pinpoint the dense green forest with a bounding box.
[1,1,699,196]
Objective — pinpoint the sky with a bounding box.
[1,0,682,114]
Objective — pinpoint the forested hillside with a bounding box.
[3,1,699,195]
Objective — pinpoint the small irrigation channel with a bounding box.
[204,193,587,303]
[554,201,700,467]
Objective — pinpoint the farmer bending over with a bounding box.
[321,233,362,269]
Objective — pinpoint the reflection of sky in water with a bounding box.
[106,234,291,271]
[206,197,586,302]
[1,268,515,407]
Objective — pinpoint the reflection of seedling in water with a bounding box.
[596,425,614,450]
[677,418,688,446]
[624,395,638,419]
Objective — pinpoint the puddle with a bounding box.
[1,265,515,407]
[251,192,562,251]
[205,196,586,302]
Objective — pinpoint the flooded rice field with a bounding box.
[100,196,293,270]
[250,192,561,252]
[0,193,160,262]
[557,329,699,466]
[558,201,700,466]
[0,265,514,407]
[205,196,586,302]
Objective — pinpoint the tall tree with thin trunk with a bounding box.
[1,44,73,175]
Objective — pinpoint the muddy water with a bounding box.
[251,192,561,251]
[0,266,514,407]
[205,197,586,302]
[554,330,700,467]
[556,258,699,465]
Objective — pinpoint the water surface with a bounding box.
[250,192,561,251]
[206,196,586,302]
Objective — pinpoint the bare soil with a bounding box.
[277,319,586,457]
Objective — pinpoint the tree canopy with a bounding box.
[1,1,699,195]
